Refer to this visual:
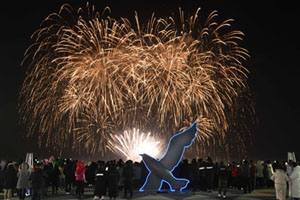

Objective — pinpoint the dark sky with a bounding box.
[1,0,299,161]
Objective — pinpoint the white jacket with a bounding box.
[289,166,300,198]
[272,169,289,185]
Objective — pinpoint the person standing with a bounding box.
[205,157,214,192]
[217,161,228,199]
[58,164,65,190]
[75,161,86,199]
[240,159,251,193]
[228,162,238,189]
[3,163,18,200]
[63,159,74,195]
[133,162,141,189]
[198,159,206,191]
[41,163,51,196]
[190,159,199,191]
[108,163,120,200]
[16,163,31,200]
[50,165,60,195]
[271,162,289,200]
[30,163,44,200]
[250,160,257,191]
[289,162,300,200]
[264,161,274,188]
[123,160,134,198]
[94,161,107,200]
[256,161,265,188]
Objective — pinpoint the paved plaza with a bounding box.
[2,188,276,200]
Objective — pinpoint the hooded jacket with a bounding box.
[75,161,86,181]
[17,163,31,189]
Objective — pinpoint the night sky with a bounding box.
[1,0,299,161]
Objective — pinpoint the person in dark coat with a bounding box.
[241,159,251,193]
[86,162,97,187]
[198,159,206,191]
[205,157,214,192]
[108,164,120,200]
[30,163,44,200]
[94,161,107,200]
[42,163,51,196]
[249,160,257,191]
[123,160,134,198]
[50,165,60,195]
[63,159,74,194]
[190,159,199,191]
[217,161,228,199]
[3,163,18,200]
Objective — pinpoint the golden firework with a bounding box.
[19,3,251,158]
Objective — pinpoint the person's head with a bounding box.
[220,161,225,167]
[278,162,286,170]
[292,162,298,168]
[20,162,29,170]
[33,163,42,171]
[7,163,15,171]
[77,161,85,169]
[207,157,212,163]
[243,159,248,165]
[272,161,278,170]
[126,160,133,166]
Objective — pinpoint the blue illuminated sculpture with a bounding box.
[139,122,198,192]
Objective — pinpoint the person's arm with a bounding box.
[289,170,297,181]
[83,172,87,183]
[271,173,275,181]
[285,173,290,183]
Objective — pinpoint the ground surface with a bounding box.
[1,187,276,200]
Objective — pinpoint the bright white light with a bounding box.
[107,128,164,162]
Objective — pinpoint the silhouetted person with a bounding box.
[250,160,257,191]
[198,159,206,191]
[108,164,119,200]
[241,159,251,193]
[217,161,228,199]
[190,158,199,191]
[123,160,134,198]
[3,163,17,200]
[50,165,60,195]
[205,157,214,192]
[31,163,44,200]
[63,159,74,194]
[94,161,107,200]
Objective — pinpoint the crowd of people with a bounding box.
[0,156,299,200]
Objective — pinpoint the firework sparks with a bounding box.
[19,3,253,159]
[107,129,165,162]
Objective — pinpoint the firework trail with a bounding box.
[20,3,252,158]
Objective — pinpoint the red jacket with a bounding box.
[75,161,86,181]
[229,166,238,177]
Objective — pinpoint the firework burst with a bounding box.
[107,129,165,162]
[20,3,252,159]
